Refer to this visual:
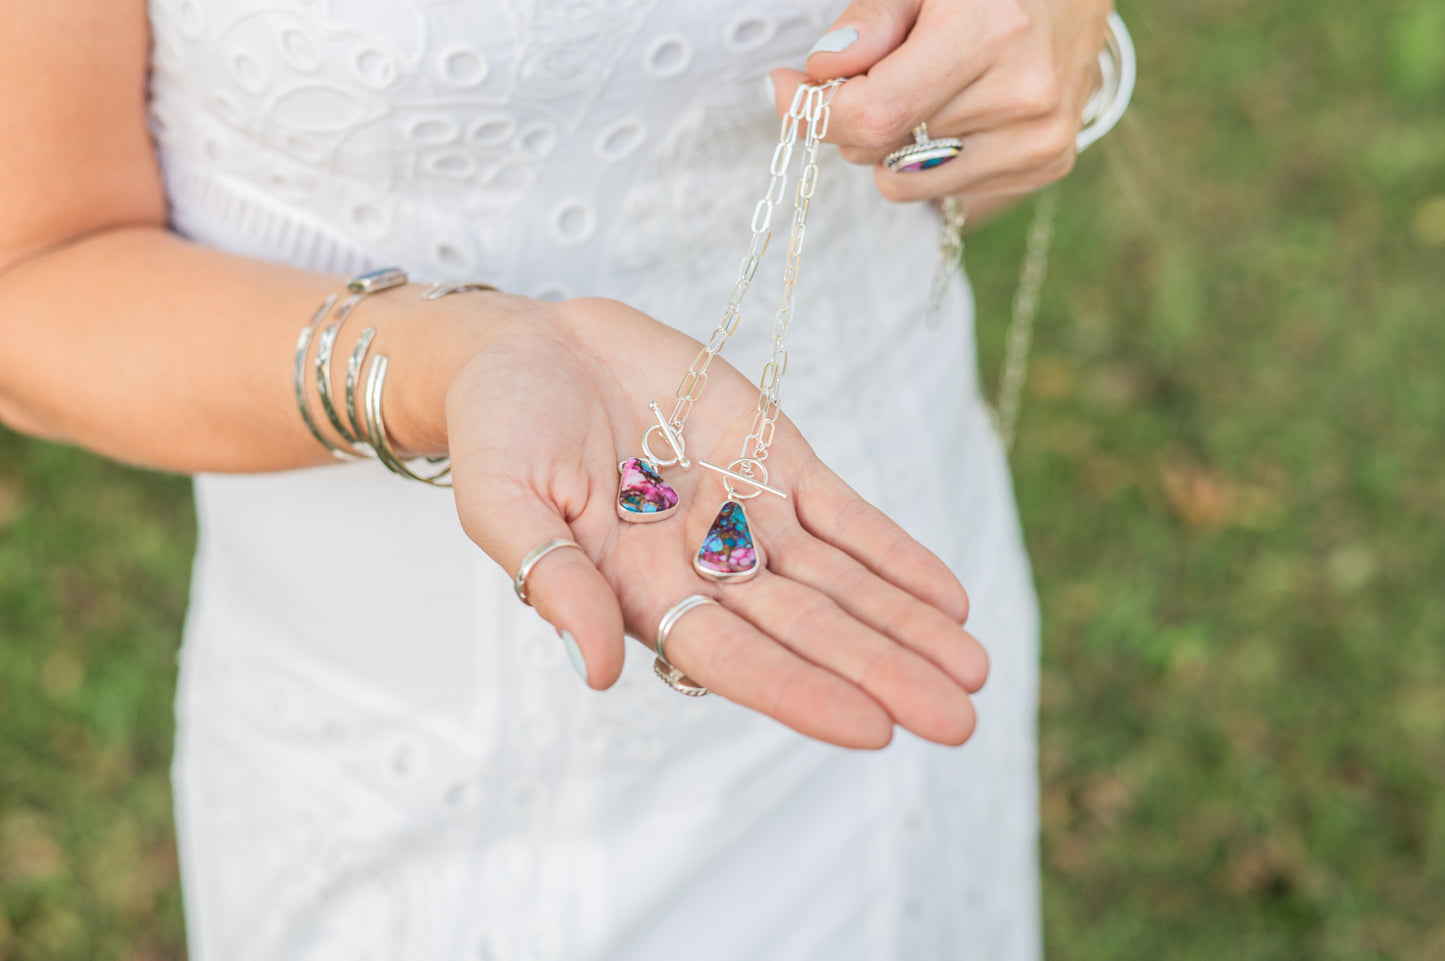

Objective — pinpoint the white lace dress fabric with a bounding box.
[147,1,1041,958]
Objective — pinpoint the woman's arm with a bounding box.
[0,1,484,471]
[0,0,991,750]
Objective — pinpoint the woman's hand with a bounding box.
[770,0,1112,210]
[439,294,988,750]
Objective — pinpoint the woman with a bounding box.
[0,0,1114,957]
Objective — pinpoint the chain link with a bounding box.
[925,196,970,326]
[930,190,1057,453]
[738,79,844,471]
[922,188,1059,454]
[993,183,1058,452]
[661,85,810,434]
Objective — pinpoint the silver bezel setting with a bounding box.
[883,138,964,173]
[616,458,681,523]
[692,500,764,583]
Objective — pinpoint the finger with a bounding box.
[806,6,998,152]
[454,473,627,690]
[655,596,896,750]
[840,14,1101,169]
[801,0,920,83]
[767,522,988,693]
[818,46,1093,169]
[789,457,971,625]
[723,571,978,746]
[923,40,1101,142]
[869,116,1077,204]
[767,67,808,119]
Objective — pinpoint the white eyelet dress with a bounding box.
[147,1,1042,959]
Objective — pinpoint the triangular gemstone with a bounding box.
[694,501,759,579]
[617,457,679,518]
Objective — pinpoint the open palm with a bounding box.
[445,295,987,749]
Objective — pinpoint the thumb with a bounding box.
[802,0,922,81]
[458,484,627,691]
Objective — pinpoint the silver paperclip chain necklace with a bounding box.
[614,80,843,559]
[613,81,835,526]
[690,79,843,583]
[926,185,1060,454]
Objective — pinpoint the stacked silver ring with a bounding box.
[883,122,964,173]
[653,594,714,696]
[884,12,1135,173]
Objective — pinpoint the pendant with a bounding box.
[694,499,762,582]
[616,456,680,522]
[690,458,786,582]
[617,402,688,524]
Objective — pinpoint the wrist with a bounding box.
[358,284,528,459]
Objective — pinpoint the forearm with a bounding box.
[0,225,481,474]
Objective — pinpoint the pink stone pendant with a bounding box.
[693,499,762,582]
[616,457,681,523]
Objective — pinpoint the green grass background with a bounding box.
[2,1,1443,957]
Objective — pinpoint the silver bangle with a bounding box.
[344,326,379,445]
[362,352,454,486]
[312,267,409,456]
[1077,12,1136,154]
[293,293,360,460]
[314,293,367,451]
[354,276,499,487]
[294,269,500,478]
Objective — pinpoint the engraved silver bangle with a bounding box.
[313,267,409,455]
[295,269,498,478]
[356,276,499,487]
[344,326,379,445]
[293,293,358,460]
[314,293,368,452]
[362,353,454,486]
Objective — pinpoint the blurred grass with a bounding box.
[0,440,191,959]
[965,1,1445,958]
[2,0,1443,957]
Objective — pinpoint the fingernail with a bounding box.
[762,73,775,104]
[808,26,858,58]
[561,630,589,685]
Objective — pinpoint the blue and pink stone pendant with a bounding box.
[616,402,687,524]
[613,403,768,583]
[693,498,762,582]
[616,456,680,523]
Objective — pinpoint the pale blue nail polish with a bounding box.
[762,73,775,104]
[808,26,858,58]
[561,631,588,685]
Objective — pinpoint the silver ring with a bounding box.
[653,658,709,697]
[654,594,715,660]
[884,122,964,173]
[652,594,716,696]
[513,538,584,606]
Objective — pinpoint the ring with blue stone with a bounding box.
[884,123,964,173]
